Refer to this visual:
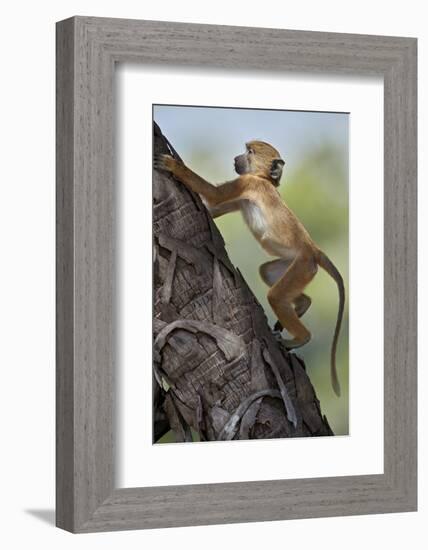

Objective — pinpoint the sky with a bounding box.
[153,104,348,182]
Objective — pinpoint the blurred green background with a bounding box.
[154,104,349,437]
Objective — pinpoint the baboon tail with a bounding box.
[316,250,345,397]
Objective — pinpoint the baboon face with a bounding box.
[234,140,285,187]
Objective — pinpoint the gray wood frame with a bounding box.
[56,16,417,533]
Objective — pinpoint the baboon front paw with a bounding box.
[153,153,175,172]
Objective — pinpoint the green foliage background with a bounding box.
[154,105,349,438]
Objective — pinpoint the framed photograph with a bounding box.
[56,16,417,532]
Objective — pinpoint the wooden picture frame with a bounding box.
[56,16,417,533]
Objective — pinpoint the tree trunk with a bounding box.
[153,122,333,442]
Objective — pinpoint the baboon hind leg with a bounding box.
[294,293,312,318]
[260,258,291,333]
[267,258,317,349]
[273,293,312,331]
[260,259,312,333]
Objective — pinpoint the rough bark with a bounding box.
[153,122,333,442]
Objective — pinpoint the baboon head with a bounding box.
[234,140,285,187]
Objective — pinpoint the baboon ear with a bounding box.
[270,158,285,182]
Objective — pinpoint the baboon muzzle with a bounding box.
[234,154,249,175]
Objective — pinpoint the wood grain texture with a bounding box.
[56,16,417,532]
[56,17,75,532]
